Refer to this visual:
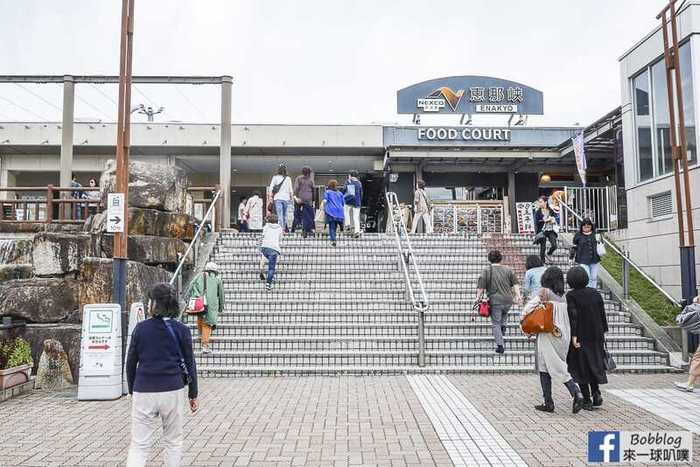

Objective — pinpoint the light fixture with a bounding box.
[540,174,552,184]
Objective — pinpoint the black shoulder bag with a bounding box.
[272,176,288,195]
[163,319,192,385]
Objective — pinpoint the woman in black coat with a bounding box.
[566,266,609,411]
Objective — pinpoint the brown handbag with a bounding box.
[521,301,555,334]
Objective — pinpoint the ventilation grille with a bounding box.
[649,192,673,218]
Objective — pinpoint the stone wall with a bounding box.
[0,161,195,381]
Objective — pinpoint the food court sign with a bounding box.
[397,75,544,115]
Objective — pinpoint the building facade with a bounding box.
[614,0,700,300]
[0,73,623,238]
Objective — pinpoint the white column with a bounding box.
[219,76,232,227]
[60,75,75,189]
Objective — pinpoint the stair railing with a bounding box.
[559,200,681,308]
[385,192,430,367]
[170,189,222,297]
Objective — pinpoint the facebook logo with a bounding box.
[588,431,621,463]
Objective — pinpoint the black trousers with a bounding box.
[538,231,558,261]
[540,372,579,404]
[580,382,600,400]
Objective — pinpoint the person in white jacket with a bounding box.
[268,164,294,232]
[259,213,283,291]
[244,192,264,231]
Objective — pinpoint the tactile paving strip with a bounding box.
[408,374,527,467]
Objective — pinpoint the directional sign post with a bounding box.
[106,193,125,233]
[78,303,123,400]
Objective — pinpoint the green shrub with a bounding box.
[0,337,33,370]
[600,246,680,326]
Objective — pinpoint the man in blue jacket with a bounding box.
[342,170,363,238]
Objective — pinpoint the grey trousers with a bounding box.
[490,304,511,347]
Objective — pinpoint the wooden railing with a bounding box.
[0,185,223,230]
[0,186,102,224]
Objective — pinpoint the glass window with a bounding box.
[651,59,672,175]
[680,42,696,165]
[633,41,697,182]
[634,70,650,116]
[634,70,654,181]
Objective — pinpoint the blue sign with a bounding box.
[397,75,543,115]
[589,431,621,463]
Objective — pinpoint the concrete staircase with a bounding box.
[190,231,673,376]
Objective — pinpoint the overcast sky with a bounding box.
[0,0,667,126]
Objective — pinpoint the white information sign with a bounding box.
[106,193,125,233]
[122,302,146,395]
[78,303,123,400]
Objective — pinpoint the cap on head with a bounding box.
[205,261,219,273]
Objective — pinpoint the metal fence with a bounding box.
[561,186,618,232]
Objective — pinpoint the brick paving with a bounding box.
[0,377,450,467]
[0,373,699,466]
[448,373,700,466]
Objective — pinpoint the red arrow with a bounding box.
[88,344,110,350]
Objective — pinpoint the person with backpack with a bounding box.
[323,179,345,247]
[126,283,198,467]
[187,262,225,355]
[259,213,283,291]
[293,166,315,238]
[341,170,363,238]
[411,180,434,234]
[268,164,294,232]
[674,296,700,392]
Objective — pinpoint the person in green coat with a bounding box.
[188,261,225,354]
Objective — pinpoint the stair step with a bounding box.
[192,336,655,352]
[197,364,679,377]
[193,350,667,367]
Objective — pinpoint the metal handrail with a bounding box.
[385,192,430,366]
[559,200,681,308]
[170,189,222,289]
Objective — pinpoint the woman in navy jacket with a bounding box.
[126,283,198,467]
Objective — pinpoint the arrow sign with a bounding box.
[88,344,111,350]
[106,193,125,233]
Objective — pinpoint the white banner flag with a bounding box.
[572,132,587,186]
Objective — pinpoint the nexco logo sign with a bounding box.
[417,127,511,142]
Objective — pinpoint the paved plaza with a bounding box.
[2,373,700,466]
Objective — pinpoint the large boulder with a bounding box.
[100,160,189,213]
[0,278,80,323]
[32,233,93,276]
[79,257,171,311]
[21,324,81,381]
[100,235,190,266]
[85,208,194,240]
[0,264,32,283]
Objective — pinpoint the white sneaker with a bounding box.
[674,381,694,392]
[201,345,211,355]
